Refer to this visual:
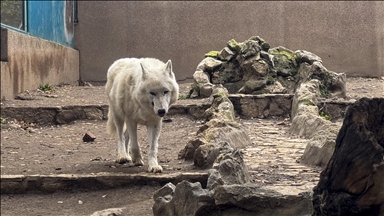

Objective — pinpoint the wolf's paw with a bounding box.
[133,158,144,166]
[115,155,132,164]
[148,165,163,173]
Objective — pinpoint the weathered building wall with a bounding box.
[75,1,383,84]
[26,0,74,47]
[0,28,79,100]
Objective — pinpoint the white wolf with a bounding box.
[105,58,179,173]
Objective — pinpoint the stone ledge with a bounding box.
[229,94,293,118]
[0,172,208,194]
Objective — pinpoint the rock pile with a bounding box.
[190,35,349,168]
[190,36,346,99]
[153,146,313,216]
[178,85,251,168]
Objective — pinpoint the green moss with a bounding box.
[0,114,4,124]
[269,49,298,60]
[319,70,334,98]
[299,99,315,106]
[319,111,330,120]
[319,84,331,98]
[226,39,241,53]
[204,51,220,58]
[178,93,190,100]
[212,89,227,98]
[38,83,52,92]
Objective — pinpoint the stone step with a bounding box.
[1,91,353,125]
[0,172,208,194]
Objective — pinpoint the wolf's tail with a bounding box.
[106,109,117,136]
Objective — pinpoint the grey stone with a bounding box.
[199,83,214,98]
[190,89,199,99]
[300,124,340,167]
[265,81,286,93]
[237,79,267,94]
[214,185,313,215]
[193,70,210,84]
[178,138,207,160]
[1,123,21,130]
[241,57,268,80]
[212,146,250,186]
[229,94,292,119]
[218,47,235,61]
[203,86,234,121]
[260,50,275,67]
[196,57,222,72]
[193,143,221,168]
[153,181,214,216]
[295,50,323,64]
[240,40,261,59]
[84,107,103,120]
[56,107,87,124]
[153,182,175,200]
[197,119,249,149]
[329,71,347,98]
[90,208,125,216]
[291,80,320,119]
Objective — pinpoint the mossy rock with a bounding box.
[271,47,299,77]
[226,39,241,53]
[269,46,298,60]
[248,36,270,51]
[205,51,220,58]
[299,99,316,106]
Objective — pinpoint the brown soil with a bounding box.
[1,77,383,216]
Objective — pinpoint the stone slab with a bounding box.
[0,172,208,194]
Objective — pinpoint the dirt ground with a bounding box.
[1,77,383,216]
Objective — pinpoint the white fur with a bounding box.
[105,58,179,173]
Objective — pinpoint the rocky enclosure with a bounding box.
[190,36,346,99]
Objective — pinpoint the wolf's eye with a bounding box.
[164,91,169,94]
[150,92,156,96]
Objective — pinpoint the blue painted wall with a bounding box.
[27,1,74,47]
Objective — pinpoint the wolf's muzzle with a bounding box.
[157,109,166,117]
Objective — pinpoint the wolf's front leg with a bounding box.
[126,120,144,166]
[114,117,131,164]
[147,122,162,173]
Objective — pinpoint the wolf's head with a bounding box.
[139,60,179,118]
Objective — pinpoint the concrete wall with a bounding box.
[75,1,384,84]
[0,28,79,100]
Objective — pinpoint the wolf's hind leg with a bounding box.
[147,121,163,173]
[114,117,131,164]
[126,120,143,166]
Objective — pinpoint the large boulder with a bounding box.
[152,181,214,216]
[312,98,384,215]
[300,122,342,167]
[213,185,312,216]
[207,144,251,190]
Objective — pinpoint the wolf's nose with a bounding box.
[158,109,166,115]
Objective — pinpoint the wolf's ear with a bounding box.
[165,60,173,76]
[140,63,148,80]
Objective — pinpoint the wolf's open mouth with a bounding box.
[158,113,165,117]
